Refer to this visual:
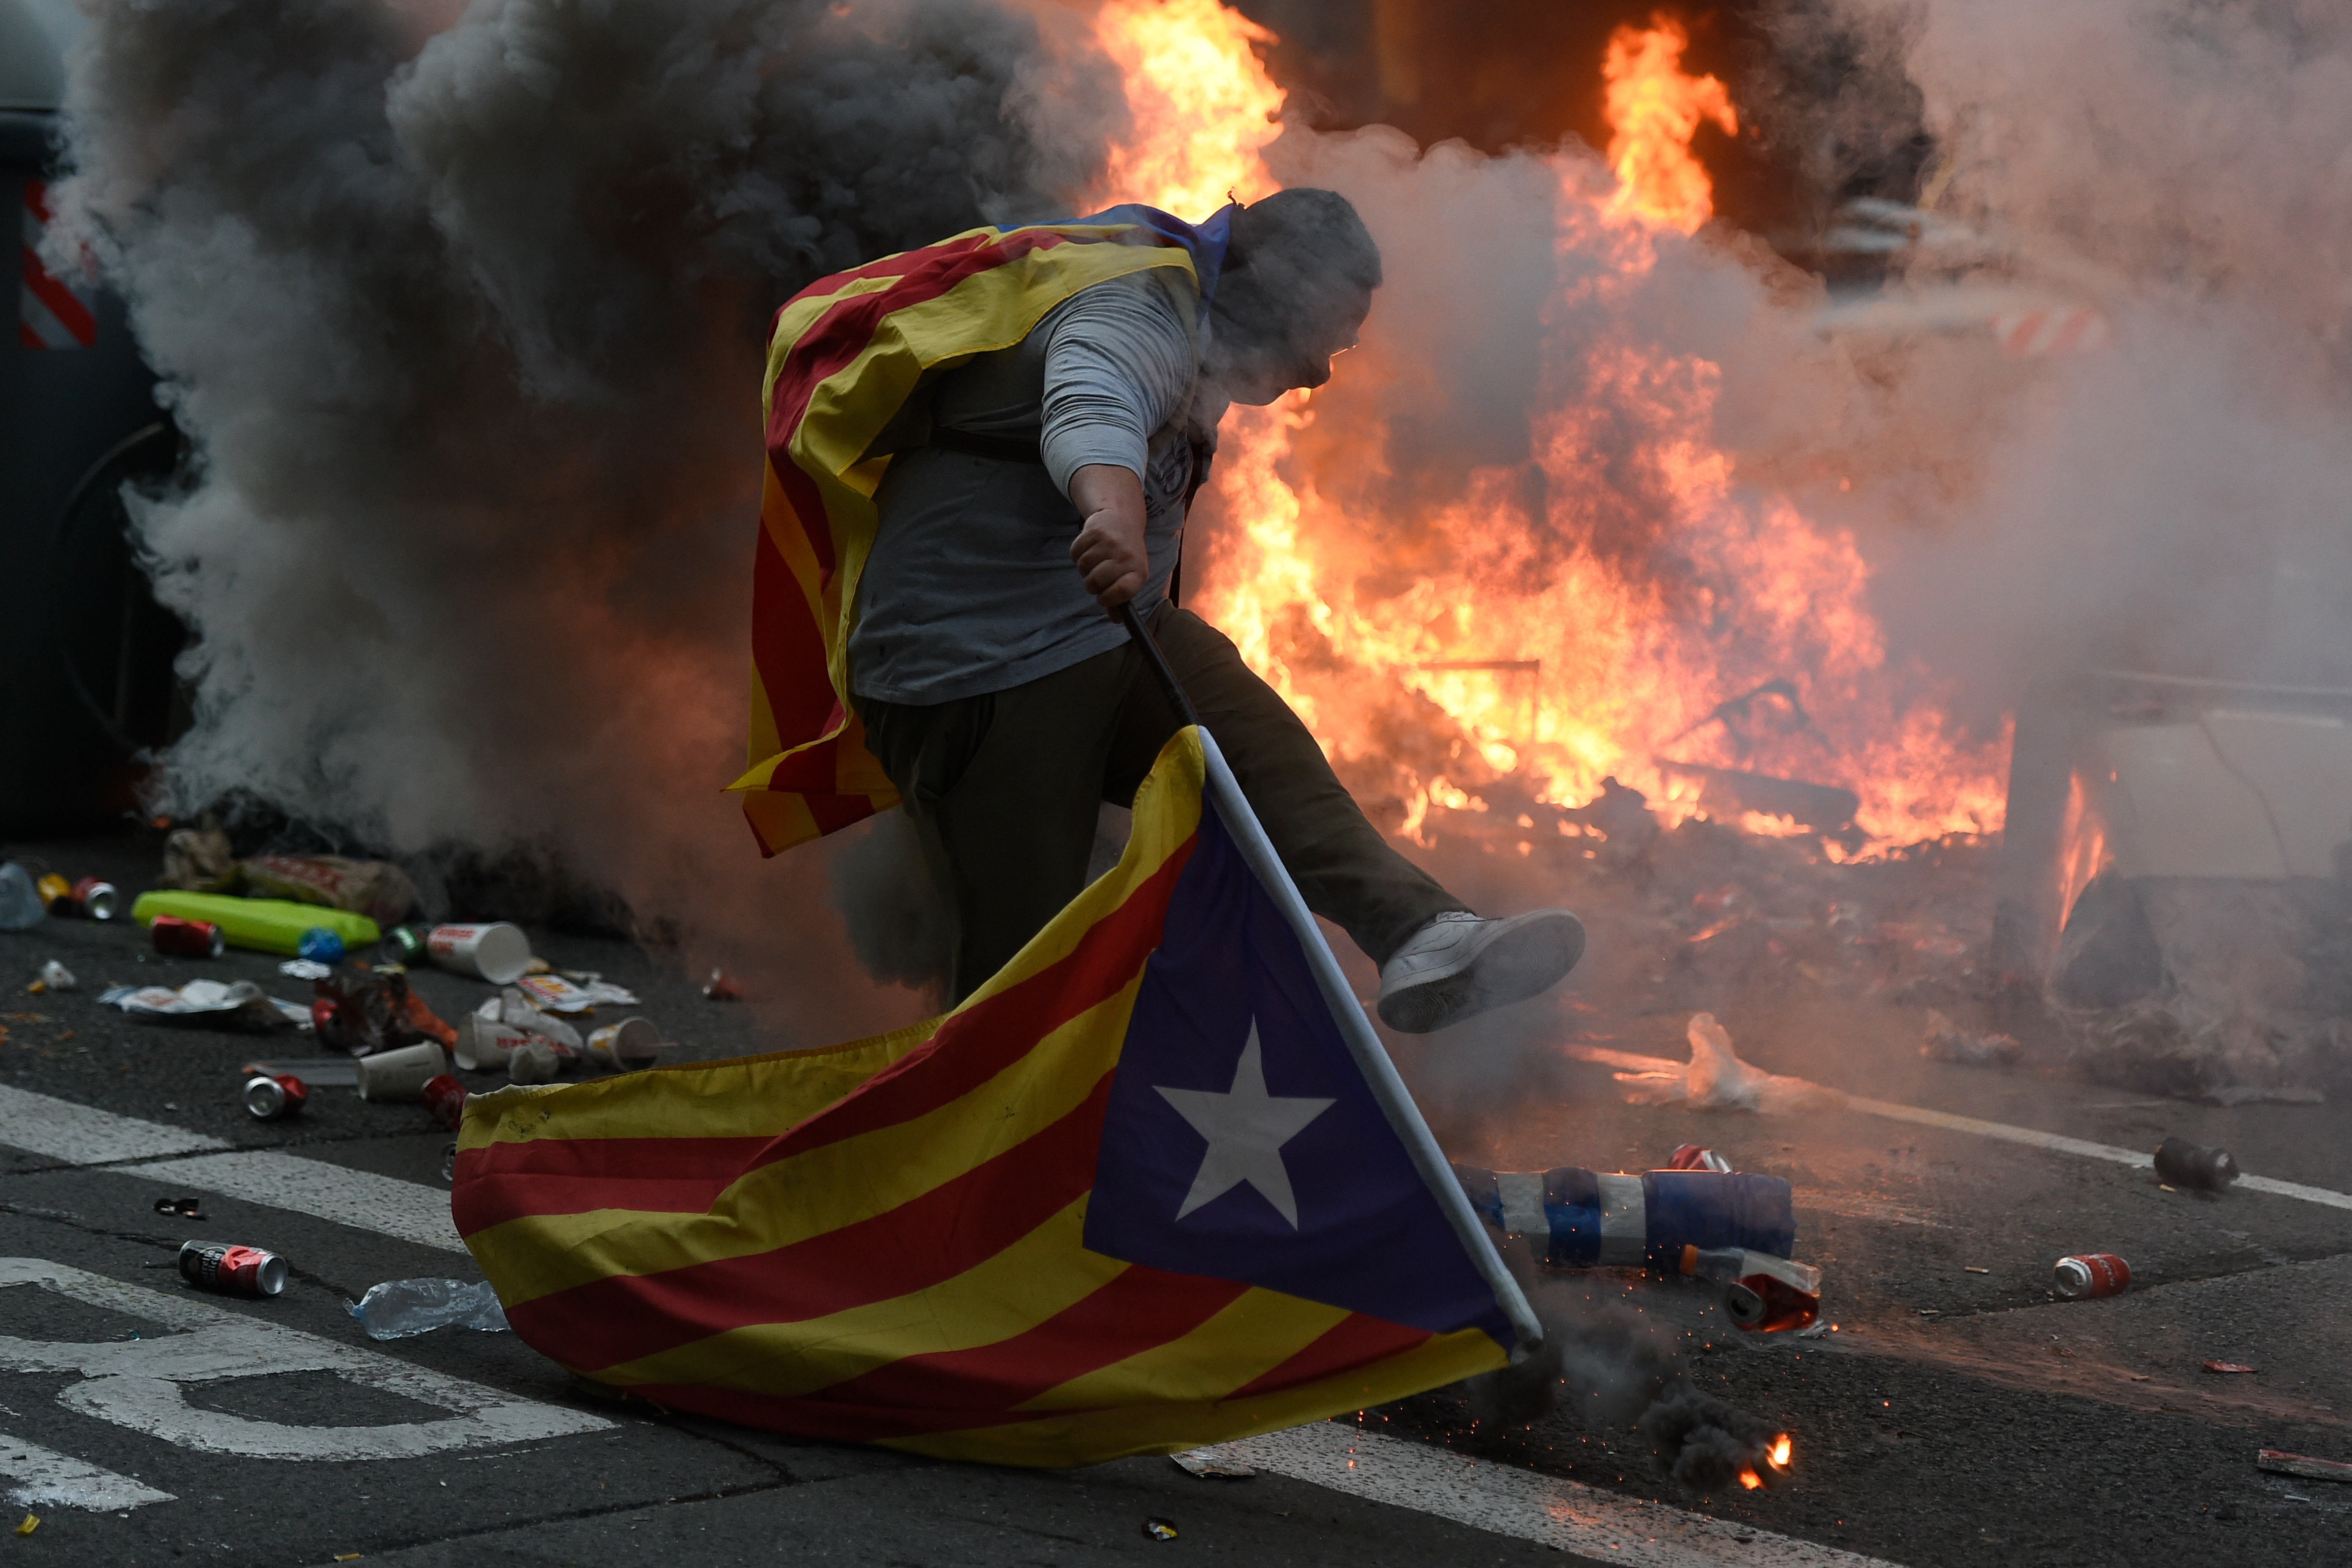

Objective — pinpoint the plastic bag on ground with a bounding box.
[348,1278,509,1339]
[1614,1013,1841,1113]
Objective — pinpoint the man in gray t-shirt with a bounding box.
[856,189,1585,1031]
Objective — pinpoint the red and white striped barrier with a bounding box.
[20,178,96,349]
[1991,305,2108,357]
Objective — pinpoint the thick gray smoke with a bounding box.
[52,0,1124,1037]
[1779,0,2352,702]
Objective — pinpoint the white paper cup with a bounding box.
[355,1042,450,1102]
[427,922,531,986]
[506,1039,567,1086]
[455,1008,533,1072]
[585,1017,664,1072]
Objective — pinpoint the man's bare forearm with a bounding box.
[1068,463,1149,612]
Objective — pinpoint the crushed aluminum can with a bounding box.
[1681,1244,1822,1332]
[1665,1143,1734,1173]
[2054,1252,2132,1299]
[243,1073,310,1121]
[385,925,429,966]
[1141,1519,1179,1542]
[2153,1138,2239,1192]
[178,1239,289,1298]
[152,913,226,958]
[35,959,76,993]
[420,1073,468,1132]
[72,877,119,921]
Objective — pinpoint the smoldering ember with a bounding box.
[2,0,2348,1564]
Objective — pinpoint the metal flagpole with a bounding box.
[1115,596,1541,1358]
[1116,602,1200,729]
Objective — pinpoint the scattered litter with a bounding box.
[279,957,334,981]
[355,1042,451,1102]
[132,890,381,957]
[1171,1447,1255,1478]
[585,1018,665,1072]
[313,969,455,1055]
[334,1554,361,1561]
[154,1196,207,1220]
[1615,1013,1840,1113]
[1963,1266,1990,1274]
[506,1036,579,1085]
[245,1056,358,1088]
[13,1513,36,1536]
[0,862,45,930]
[102,980,302,1032]
[179,1239,289,1298]
[298,926,347,963]
[151,914,226,958]
[702,967,743,1001]
[2153,1138,2240,1192]
[422,1073,468,1131]
[243,1073,310,1121]
[59,876,119,920]
[236,854,419,924]
[512,971,636,1013]
[348,1277,509,1339]
[1682,1245,1821,1332]
[1141,1518,1179,1542]
[425,922,532,986]
[2202,1361,2258,1375]
[2053,1252,2132,1299]
[1920,1010,2022,1070]
[2257,1449,2352,1484]
[2127,1374,2151,1382]
[456,989,584,1070]
[1793,1320,1836,1339]
[32,958,76,993]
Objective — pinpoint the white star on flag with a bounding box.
[1154,1021,1336,1228]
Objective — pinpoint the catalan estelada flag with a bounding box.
[459,726,1539,1467]
[726,206,1230,857]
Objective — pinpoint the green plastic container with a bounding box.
[131,890,381,956]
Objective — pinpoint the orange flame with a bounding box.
[1770,1434,1793,1467]
[1092,1,2007,861]
[1091,0,1283,218]
[1738,1468,1764,1490]
[1602,17,1736,234]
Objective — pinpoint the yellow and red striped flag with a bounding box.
[727,206,1229,857]
[460,727,1538,1467]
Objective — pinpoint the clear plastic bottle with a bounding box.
[348,1278,509,1339]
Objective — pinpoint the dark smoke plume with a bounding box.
[1464,1270,1784,1492]
[49,0,1125,1032]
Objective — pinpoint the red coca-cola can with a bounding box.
[71,876,120,921]
[1666,1144,1734,1173]
[2054,1252,2132,1299]
[179,1240,290,1298]
[421,1073,468,1132]
[243,1074,309,1121]
[152,914,225,958]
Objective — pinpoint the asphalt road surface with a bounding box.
[2,835,2347,1567]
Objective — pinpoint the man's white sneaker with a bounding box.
[1375,909,1586,1034]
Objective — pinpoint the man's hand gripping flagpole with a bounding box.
[1113,600,1544,1363]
